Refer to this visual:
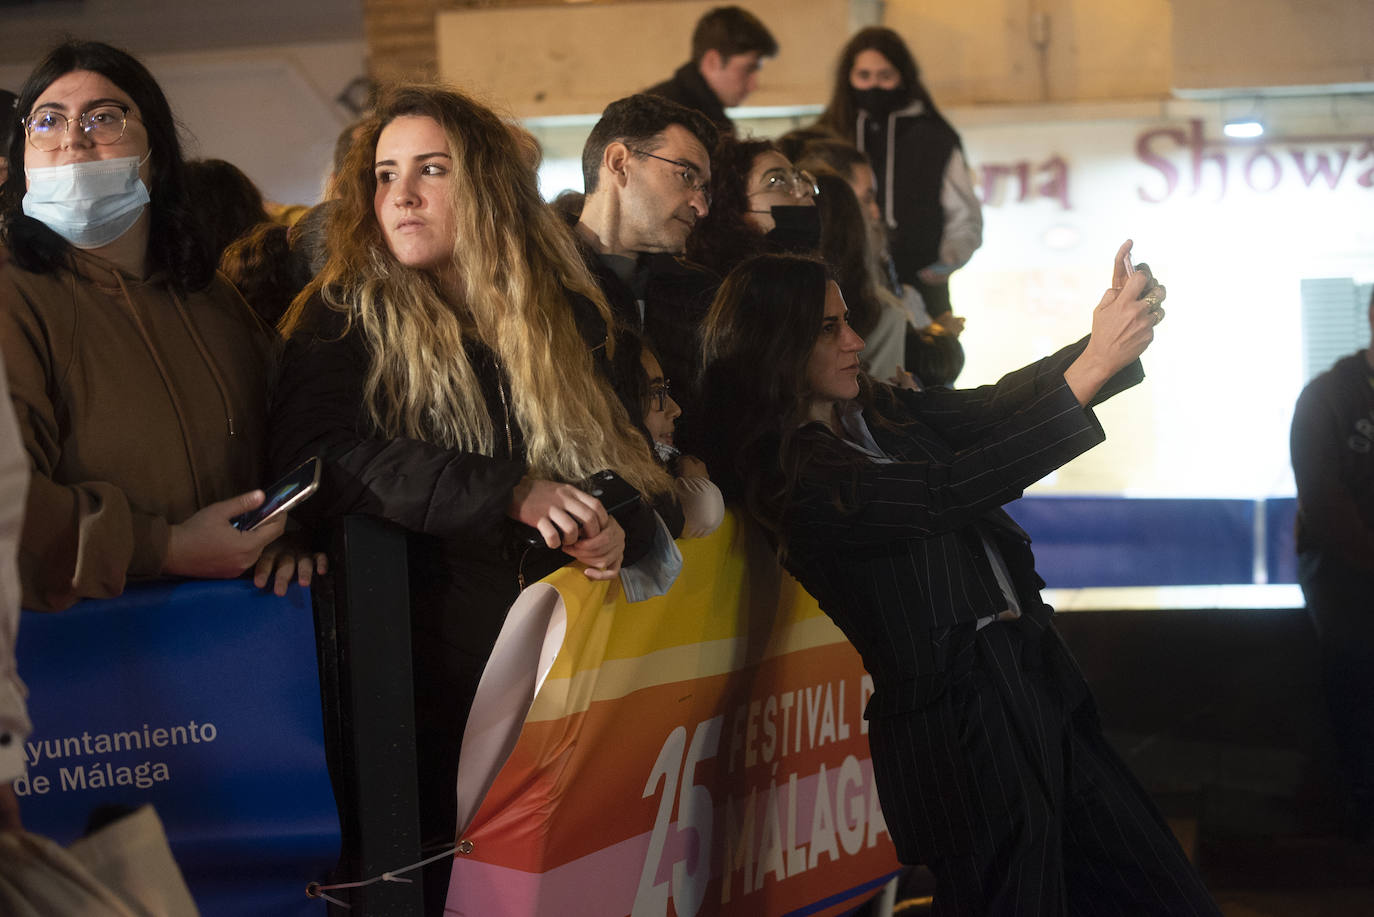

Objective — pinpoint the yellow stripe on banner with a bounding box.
[527,613,852,722]
[525,513,853,722]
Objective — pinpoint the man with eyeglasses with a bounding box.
[573,94,721,451]
[646,6,777,136]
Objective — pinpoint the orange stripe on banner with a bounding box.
[467,642,878,868]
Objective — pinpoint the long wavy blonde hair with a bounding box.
[281,82,669,496]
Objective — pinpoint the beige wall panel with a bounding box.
[435,0,848,117]
[1173,0,1374,91]
[884,0,1172,105]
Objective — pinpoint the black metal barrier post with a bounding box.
[313,515,425,915]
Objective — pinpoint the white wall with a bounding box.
[536,92,1374,499]
[3,39,367,207]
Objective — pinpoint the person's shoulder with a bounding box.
[646,254,721,296]
[288,289,355,342]
[645,63,696,104]
[0,245,67,319]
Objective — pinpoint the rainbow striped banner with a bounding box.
[447,512,900,916]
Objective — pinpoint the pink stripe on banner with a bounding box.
[446,835,645,916]
[446,760,883,916]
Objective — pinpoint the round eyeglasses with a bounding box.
[22,104,137,153]
[748,167,819,201]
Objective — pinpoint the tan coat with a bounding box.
[0,248,272,611]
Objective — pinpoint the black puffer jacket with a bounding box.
[269,289,658,849]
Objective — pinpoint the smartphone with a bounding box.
[515,470,643,548]
[231,457,321,531]
[1123,252,1154,286]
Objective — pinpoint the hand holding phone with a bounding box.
[231,457,322,531]
[512,471,642,549]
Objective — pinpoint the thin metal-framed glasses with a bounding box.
[747,167,819,201]
[647,379,673,413]
[630,149,711,205]
[22,104,136,152]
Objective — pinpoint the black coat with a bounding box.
[572,232,721,453]
[646,62,732,135]
[779,339,1143,861]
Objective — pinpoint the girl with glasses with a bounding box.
[685,136,821,279]
[611,331,723,540]
[0,41,312,610]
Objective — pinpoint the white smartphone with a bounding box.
[231,457,321,531]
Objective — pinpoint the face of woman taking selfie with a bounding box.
[805,281,865,409]
[373,114,458,276]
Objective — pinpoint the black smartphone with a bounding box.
[515,470,643,548]
[231,457,322,531]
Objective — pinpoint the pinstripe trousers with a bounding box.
[869,618,1220,917]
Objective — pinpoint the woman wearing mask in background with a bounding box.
[271,83,671,913]
[815,27,982,329]
[686,136,820,279]
[0,41,310,611]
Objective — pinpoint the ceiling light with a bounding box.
[1223,119,1264,139]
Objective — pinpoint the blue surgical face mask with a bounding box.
[23,153,151,249]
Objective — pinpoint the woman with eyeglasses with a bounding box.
[815,27,982,328]
[685,136,820,278]
[270,82,672,910]
[610,330,723,539]
[0,41,311,611]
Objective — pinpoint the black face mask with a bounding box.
[764,205,822,253]
[850,86,906,119]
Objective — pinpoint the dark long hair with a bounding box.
[814,171,883,339]
[699,254,832,536]
[1,40,215,292]
[700,252,910,543]
[814,27,949,139]
[183,158,269,261]
[684,136,776,277]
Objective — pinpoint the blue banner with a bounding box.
[14,579,339,917]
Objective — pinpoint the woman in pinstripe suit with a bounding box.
[699,248,1218,916]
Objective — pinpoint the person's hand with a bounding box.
[0,783,22,833]
[508,477,608,549]
[563,516,625,581]
[163,490,287,579]
[677,455,709,478]
[918,267,951,285]
[888,366,921,391]
[928,313,966,337]
[253,532,328,596]
[1064,240,1166,405]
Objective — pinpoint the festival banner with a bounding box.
[15,579,340,917]
[448,512,901,916]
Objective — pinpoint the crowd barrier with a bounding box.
[448,512,901,917]
[1007,495,1299,587]
[15,578,340,917]
[11,494,1303,916]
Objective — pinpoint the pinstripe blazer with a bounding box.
[778,337,1143,861]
